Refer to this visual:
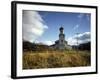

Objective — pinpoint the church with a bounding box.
[52,27,72,50]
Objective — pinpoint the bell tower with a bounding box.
[59,27,65,44]
[53,26,71,50]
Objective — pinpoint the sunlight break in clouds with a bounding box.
[22,10,48,42]
[68,32,90,45]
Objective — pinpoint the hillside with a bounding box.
[23,41,53,52]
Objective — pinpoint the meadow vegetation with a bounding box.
[23,50,90,69]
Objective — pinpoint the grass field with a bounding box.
[23,50,91,69]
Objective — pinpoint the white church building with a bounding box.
[52,27,72,50]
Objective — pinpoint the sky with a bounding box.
[22,10,91,45]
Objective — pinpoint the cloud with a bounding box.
[73,13,84,30]
[76,32,90,40]
[43,41,54,45]
[78,13,90,21]
[73,13,90,30]
[68,32,90,45]
[22,10,48,42]
[78,13,84,19]
[86,14,90,21]
[35,40,54,46]
[73,24,79,30]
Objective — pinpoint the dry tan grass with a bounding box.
[23,50,90,69]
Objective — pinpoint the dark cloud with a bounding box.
[68,32,90,45]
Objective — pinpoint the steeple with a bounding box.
[59,27,64,34]
[53,26,71,50]
[59,27,65,45]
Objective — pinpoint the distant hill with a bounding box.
[23,41,53,52]
[78,42,91,51]
[23,41,91,52]
[72,42,91,51]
